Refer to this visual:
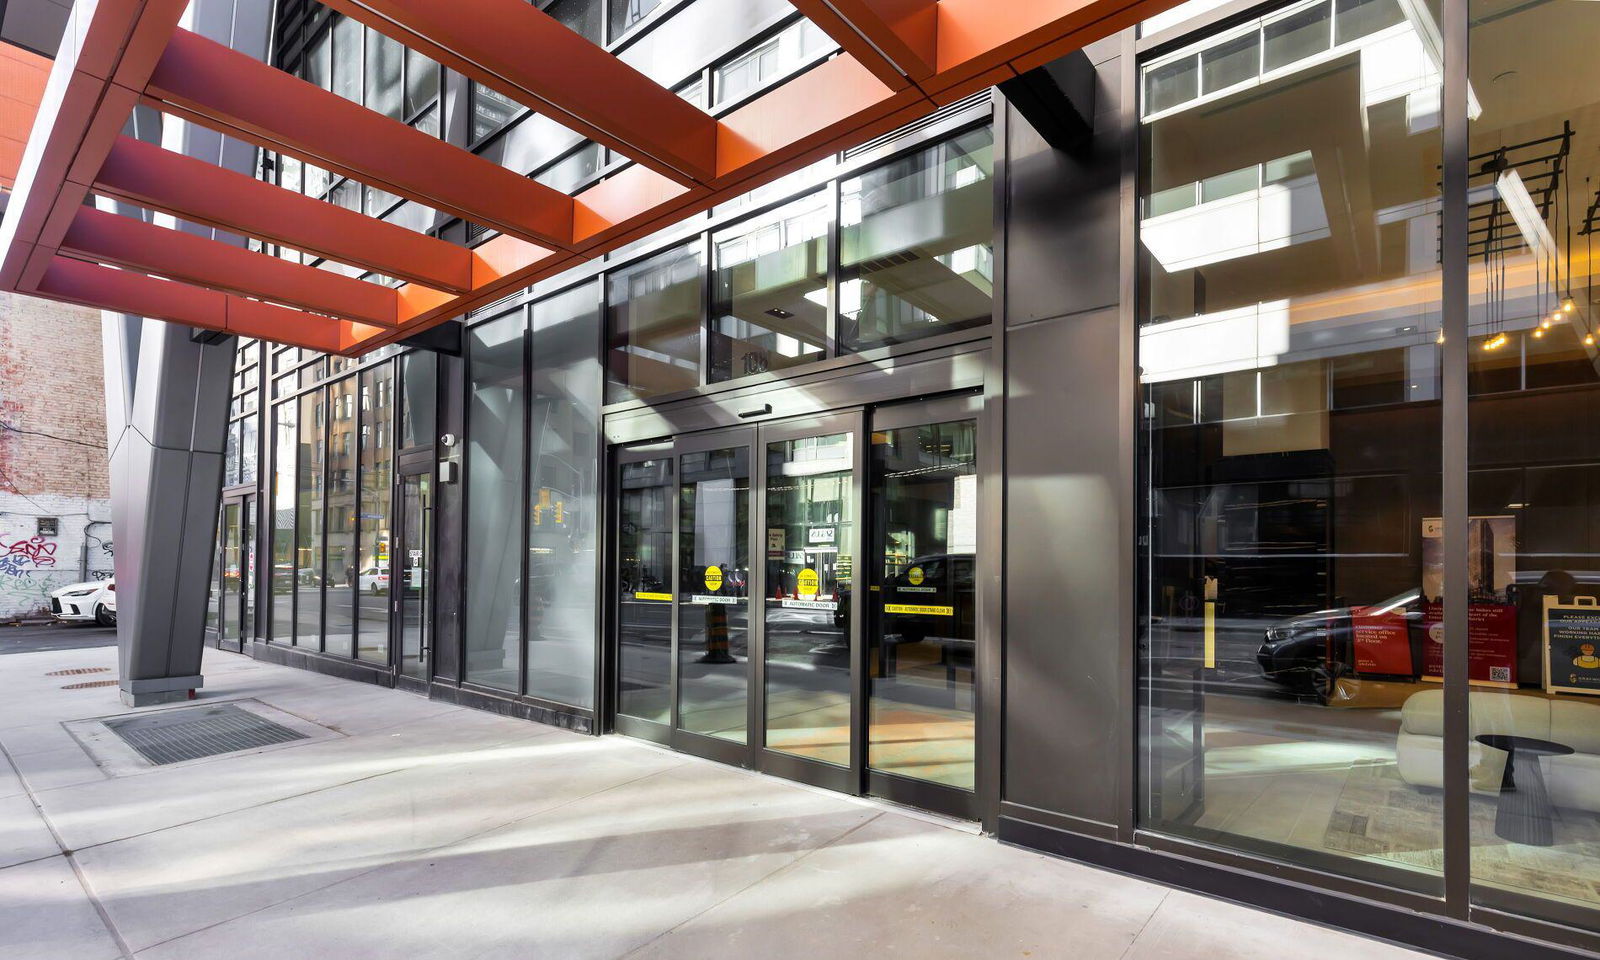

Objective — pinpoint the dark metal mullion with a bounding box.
[318,384,330,653]
[749,426,767,769]
[1440,0,1471,921]
[350,373,364,660]
[668,437,683,737]
[826,178,841,358]
[518,306,534,697]
[699,231,713,388]
[592,279,611,730]
[848,407,868,792]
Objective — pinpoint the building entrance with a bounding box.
[610,395,983,818]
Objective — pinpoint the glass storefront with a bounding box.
[465,313,527,690]
[1138,0,1445,890]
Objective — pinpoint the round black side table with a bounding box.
[1476,734,1575,847]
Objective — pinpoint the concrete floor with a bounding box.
[0,643,1431,960]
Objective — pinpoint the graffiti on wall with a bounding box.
[0,510,114,618]
[0,535,57,577]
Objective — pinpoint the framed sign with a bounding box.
[1544,595,1600,696]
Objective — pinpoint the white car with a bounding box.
[357,566,390,594]
[50,579,116,626]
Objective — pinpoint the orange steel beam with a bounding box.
[93,136,475,293]
[322,0,717,187]
[36,255,366,354]
[145,28,577,250]
[788,0,938,87]
[59,207,402,328]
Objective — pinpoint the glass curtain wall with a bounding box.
[1463,0,1600,926]
[271,401,296,641]
[710,191,831,383]
[526,282,602,706]
[357,366,393,663]
[1137,0,1445,892]
[325,377,358,657]
[296,390,326,648]
[840,127,995,351]
[465,314,527,690]
[605,242,704,403]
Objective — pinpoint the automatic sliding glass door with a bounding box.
[615,446,675,740]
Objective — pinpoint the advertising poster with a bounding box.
[1421,515,1518,687]
[1544,596,1600,695]
[1349,605,1413,675]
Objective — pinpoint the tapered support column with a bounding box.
[105,0,270,707]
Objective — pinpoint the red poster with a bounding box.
[1350,605,1414,675]
[1422,602,1518,686]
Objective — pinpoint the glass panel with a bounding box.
[1333,0,1402,44]
[324,377,358,658]
[296,390,325,648]
[242,498,256,640]
[534,142,603,194]
[869,419,977,791]
[713,19,834,107]
[605,241,704,403]
[400,350,437,449]
[404,47,439,120]
[609,0,663,42]
[1200,31,1259,94]
[839,127,994,352]
[357,367,393,663]
[332,17,362,103]
[1262,3,1331,73]
[1466,0,1600,922]
[526,283,602,707]
[465,313,525,691]
[240,414,258,485]
[1144,55,1198,115]
[271,402,296,642]
[398,475,431,680]
[543,0,602,44]
[303,30,331,91]
[765,432,854,765]
[1137,0,1443,891]
[710,191,830,383]
[208,505,226,635]
[364,28,403,119]
[678,446,750,742]
[224,419,240,486]
[472,83,522,142]
[618,457,674,724]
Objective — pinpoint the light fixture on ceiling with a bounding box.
[1483,332,1509,350]
[1533,327,1545,338]
[1562,296,1577,313]
[1586,333,1595,347]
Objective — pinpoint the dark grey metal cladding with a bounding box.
[998,42,1132,832]
[432,349,467,683]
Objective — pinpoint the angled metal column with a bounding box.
[106,0,269,706]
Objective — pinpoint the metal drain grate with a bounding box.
[47,667,110,676]
[102,703,307,765]
[62,679,118,689]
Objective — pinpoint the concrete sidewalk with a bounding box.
[0,643,1428,960]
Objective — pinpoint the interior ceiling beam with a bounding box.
[144,27,578,251]
[59,206,402,328]
[35,254,366,354]
[320,0,718,187]
[93,135,475,294]
[788,0,939,88]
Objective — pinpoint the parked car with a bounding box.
[1256,588,1424,693]
[49,579,116,627]
[357,566,390,594]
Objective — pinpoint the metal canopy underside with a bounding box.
[0,0,1178,355]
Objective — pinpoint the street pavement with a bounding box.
[0,622,116,655]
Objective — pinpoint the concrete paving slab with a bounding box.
[0,792,60,869]
[1121,890,1428,960]
[0,856,122,960]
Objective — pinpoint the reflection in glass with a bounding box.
[398,474,431,679]
[1137,0,1443,890]
[840,127,994,352]
[325,377,358,658]
[544,0,602,44]
[221,502,241,643]
[356,367,392,663]
[332,17,361,103]
[713,19,834,107]
[609,0,662,41]
[526,282,602,707]
[296,390,325,648]
[605,242,704,403]
[870,419,977,790]
[472,83,522,142]
[465,314,525,691]
[404,47,439,119]
[710,191,830,383]
[1464,0,1600,920]
[271,402,296,642]
[364,28,403,120]
[618,458,674,724]
[242,499,256,641]
[765,433,854,765]
[399,350,437,450]
[678,447,750,742]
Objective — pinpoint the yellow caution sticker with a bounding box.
[907,566,925,586]
[884,603,953,616]
[797,568,819,597]
[1204,600,1216,669]
[704,565,723,593]
[635,592,672,602]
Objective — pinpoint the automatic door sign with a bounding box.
[797,568,819,596]
[899,565,936,593]
[907,566,924,586]
[704,565,723,593]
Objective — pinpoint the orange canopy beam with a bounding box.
[93,135,475,294]
[59,206,402,328]
[145,28,577,250]
[37,255,357,353]
[322,0,718,187]
[789,0,939,88]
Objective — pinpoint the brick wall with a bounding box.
[0,290,113,618]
